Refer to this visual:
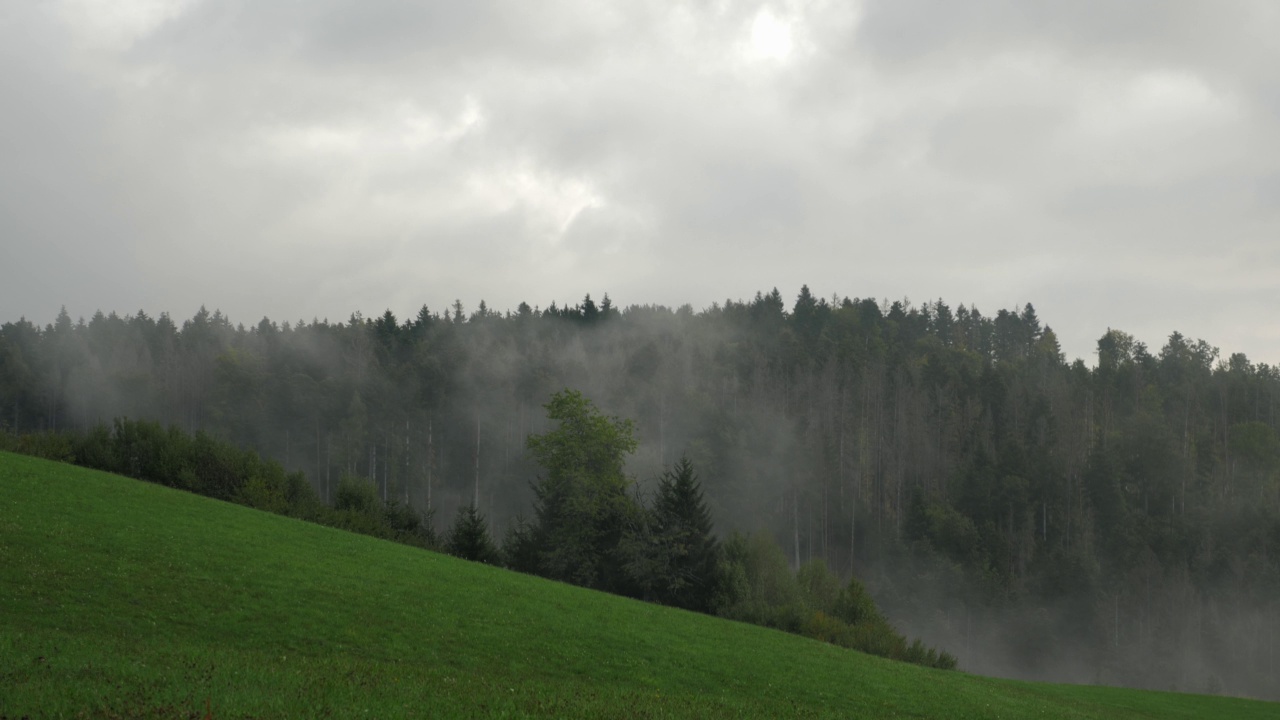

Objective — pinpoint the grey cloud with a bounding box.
[853,1,1260,70]
[2,0,1279,366]
[925,100,1071,182]
[136,0,629,74]
[0,7,151,319]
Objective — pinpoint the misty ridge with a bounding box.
[2,286,1279,700]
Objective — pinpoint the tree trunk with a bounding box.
[793,489,801,569]
[427,418,434,514]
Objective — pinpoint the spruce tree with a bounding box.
[446,504,500,565]
[648,457,720,612]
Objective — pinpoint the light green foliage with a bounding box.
[832,574,888,629]
[719,531,803,624]
[334,473,379,513]
[526,389,641,592]
[797,558,842,612]
[718,532,955,669]
[526,389,637,489]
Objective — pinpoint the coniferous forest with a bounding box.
[3,288,1278,698]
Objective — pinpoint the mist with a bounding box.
[2,291,1278,700]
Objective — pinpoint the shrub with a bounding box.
[189,431,243,500]
[335,474,378,514]
[797,559,842,614]
[501,515,541,573]
[384,498,436,548]
[833,576,889,629]
[74,424,115,472]
[237,473,291,515]
[15,432,74,463]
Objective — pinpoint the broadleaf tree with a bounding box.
[526,389,640,593]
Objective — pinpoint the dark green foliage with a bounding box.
[0,430,75,462]
[1,420,436,550]
[4,294,1280,694]
[236,462,313,516]
[501,515,541,573]
[624,457,722,611]
[384,498,435,545]
[446,504,500,564]
[331,474,435,546]
[76,422,114,470]
[907,490,984,567]
[54,418,311,516]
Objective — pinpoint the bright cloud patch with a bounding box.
[467,164,603,242]
[748,8,794,62]
[57,0,196,51]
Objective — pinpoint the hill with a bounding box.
[6,297,1280,695]
[2,451,1275,719]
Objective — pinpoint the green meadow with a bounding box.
[2,451,1275,719]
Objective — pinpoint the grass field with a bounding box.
[2,450,1276,719]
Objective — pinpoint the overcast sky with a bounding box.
[2,1,1278,364]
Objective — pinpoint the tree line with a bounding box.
[1,288,1277,696]
[0,392,955,669]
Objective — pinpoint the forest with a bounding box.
[2,288,1278,698]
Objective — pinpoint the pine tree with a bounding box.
[647,457,721,612]
[446,504,500,564]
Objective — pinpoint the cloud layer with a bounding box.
[3,1,1278,363]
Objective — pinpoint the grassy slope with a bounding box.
[1,452,1275,719]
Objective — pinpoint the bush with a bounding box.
[501,515,541,573]
[74,424,115,472]
[189,431,243,500]
[14,432,75,463]
[712,532,957,670]
[235,459,316,518]
[833,576,889,629]
[335,474,379,514]
[3,421,445,556]
[384,498,436,548]
[237,473,291,515]
[797,559,842,614]
[719,532,803,611]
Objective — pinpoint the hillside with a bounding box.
[1,451,1275,719]
[6,297,1280,695]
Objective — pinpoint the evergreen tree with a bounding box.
[646,457,721,612]
[446,503,500,564]
[8,289,1280,695]
[500,514,540,573]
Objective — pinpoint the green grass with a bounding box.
[1,451,1276,719]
